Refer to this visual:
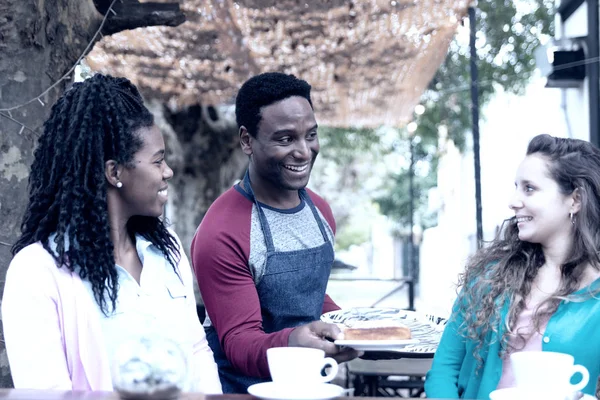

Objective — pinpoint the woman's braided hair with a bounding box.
[13,74,180,314]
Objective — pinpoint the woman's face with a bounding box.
[117,124,173,218]
[508,154,576,248]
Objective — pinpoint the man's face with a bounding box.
[244,96,319,192]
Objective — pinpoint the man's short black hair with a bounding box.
[235,72,313,137]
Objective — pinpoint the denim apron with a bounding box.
[206,171,335,393]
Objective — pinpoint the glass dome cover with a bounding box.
[112,335,189,400]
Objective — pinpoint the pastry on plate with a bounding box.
[342,320,411,341]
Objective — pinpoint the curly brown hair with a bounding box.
[455,134,600,368]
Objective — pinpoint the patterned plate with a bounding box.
[321,307,447,357]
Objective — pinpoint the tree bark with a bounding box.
[148,100,248,256]
[0,0,105,387]
[0,0,184,387]
[147,100,247,306]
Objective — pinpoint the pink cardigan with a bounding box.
[2,242,222,393]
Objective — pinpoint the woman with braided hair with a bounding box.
[2,74,222,393]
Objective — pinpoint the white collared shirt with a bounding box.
[81,234,221,393]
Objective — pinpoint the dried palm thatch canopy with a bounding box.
[88,0,469,127]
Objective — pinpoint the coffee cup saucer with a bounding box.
[247,381,345,400]
[489,387,595,400]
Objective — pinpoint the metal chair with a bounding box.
[346,358,432,398]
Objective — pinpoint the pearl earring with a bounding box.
[116,182,123,188]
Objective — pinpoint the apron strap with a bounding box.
[242,170,332,251]
[299,189,331,244]
[242,171,276,252]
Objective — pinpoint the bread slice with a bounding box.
[343,321,411,340]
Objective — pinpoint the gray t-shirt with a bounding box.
[248,199,335,285]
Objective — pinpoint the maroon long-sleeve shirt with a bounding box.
[191,185,340,378]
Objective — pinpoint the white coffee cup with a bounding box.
[510,351,589,395]
[267,347,339,386]
[489,387,584,400]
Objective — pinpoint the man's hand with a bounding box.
[288,321,362,363]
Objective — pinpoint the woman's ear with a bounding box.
[105,160,122,188]
[571,187,582,214]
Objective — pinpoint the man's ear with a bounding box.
[105,160,122,188]
[240,126,253,156]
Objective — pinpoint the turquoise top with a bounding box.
[425,278,600,399]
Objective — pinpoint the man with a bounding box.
[191,72,359,393]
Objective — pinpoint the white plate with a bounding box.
[248,382,344,400]
[334,338,420,351]
[321,307,447,356]
[489,387,595,400]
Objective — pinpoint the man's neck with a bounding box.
[245,169,302,209]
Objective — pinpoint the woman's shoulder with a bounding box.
[463,259,502,285]
[136,227,183,252]
[10,242,55,266]
[166,227,182,246]
[455,260,506,309]
[7,242,64,282]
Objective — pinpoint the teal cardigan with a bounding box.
[425,279,600,399]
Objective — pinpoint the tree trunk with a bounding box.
[0,0,184,387]
[0,0,105,387]
[148,100,248,257]
[147,100,247,306]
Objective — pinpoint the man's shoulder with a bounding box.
[304,188,335,232]
[305,188,333,214]
[191,186,254,267]
[193,185,253,240]
[205,185,253,218]
[305,188,330,207]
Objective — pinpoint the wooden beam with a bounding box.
[557,0,585,21]
[99,1,186,35]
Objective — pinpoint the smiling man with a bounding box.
[191,72,359,393]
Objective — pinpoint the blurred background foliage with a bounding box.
[318,0,555,243]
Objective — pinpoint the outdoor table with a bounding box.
[0,389,460,400]
[348,340,437,397]
[347,357,432,397]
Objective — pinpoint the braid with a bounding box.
[13,74,180,314]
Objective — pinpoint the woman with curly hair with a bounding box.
[2,74,221,393]
[425,134,600,399]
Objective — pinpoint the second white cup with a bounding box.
[267,347,339,386]
[510,351,589,394]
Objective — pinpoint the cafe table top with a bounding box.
[0,389,458,400]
